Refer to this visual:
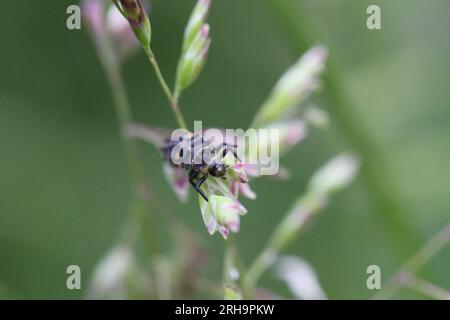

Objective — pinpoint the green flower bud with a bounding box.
[309,153,359,195]
[115,0,151,48]
[199,194,247,239]
[175,24,211,95]
[253,46,327,127]
[183,0,212,52]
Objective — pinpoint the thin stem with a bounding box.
[143,46,188,130]
[223,239,235,284]
[243,249,277,298]
[375,222,450,299]
[173,85,181,103]
[399,273,450,300]
[93,30,159,256]
[223,236,243,299]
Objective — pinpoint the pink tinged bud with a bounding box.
[201,0,212,6]
[183,0,212,52]
[119,0,145,24]
[81,0,106,38]
[200,24,210,38]
[163,163,189,202]
[175,24,211,94]
[268,120,308,156]
[230,179,256,200]
[277,46,327,97]
[223,201,246,215]
[281,121,308,147]
[231,163,249,183]
[241,163,260,177]
[175,0,212,96]
[193,25,211,61]
[207,220,217,235]
[116,0,152,47]
[199,35,211,59]
[218,226,230,239]
[253,121,307,159]
[238,182,257,200]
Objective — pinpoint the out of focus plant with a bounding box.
[82,0,361,300]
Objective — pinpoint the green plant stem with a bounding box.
[223,236,244,299]
[223,238,236,284]
[399,273,450,300]
[143,46,188,130]
[375,222,450,299]
[94,32,158,256]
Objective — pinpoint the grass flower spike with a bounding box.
[253,46,327,127]
[182,0,212,51]
[175,0,212,97]
[195,152,252,239]
[82,0,367,301]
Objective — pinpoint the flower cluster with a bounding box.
[164,139,255,239]
[175,0,212,96]
[198,156,253,239]
[83,0,364,300]
[164,45,329,239]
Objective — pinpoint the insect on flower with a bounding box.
[161,131,242,201]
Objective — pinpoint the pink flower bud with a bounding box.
[239,182,257,200]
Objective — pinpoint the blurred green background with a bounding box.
[0,0,449,299]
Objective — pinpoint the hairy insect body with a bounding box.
[162,133,238,201]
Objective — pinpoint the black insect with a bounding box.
[161,132,240,201]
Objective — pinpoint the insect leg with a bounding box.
[221,143,241,162]
[189,170,209,201]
